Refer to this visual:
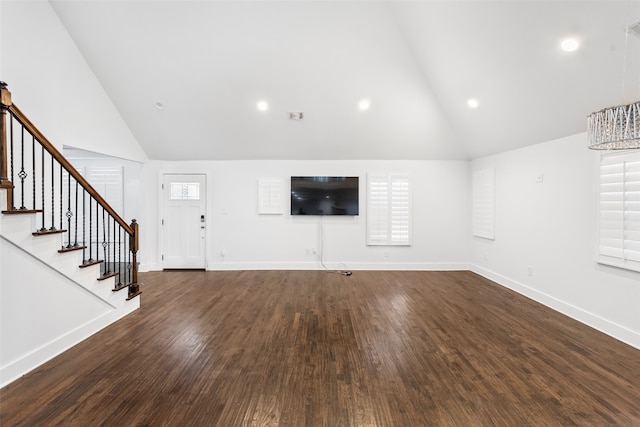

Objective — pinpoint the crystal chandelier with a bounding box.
[587,12,640,151]
[587,101,640,150]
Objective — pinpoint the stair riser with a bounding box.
[1,211,131,307]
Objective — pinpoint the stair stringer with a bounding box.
[0,197,140,387]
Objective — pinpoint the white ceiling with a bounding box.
[49,0,640,161]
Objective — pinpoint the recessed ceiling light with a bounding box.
[560,38,579,52]
[358,98,371,111]
[154,101,165,110]
[467,98,479,109]
[257,100,269,111]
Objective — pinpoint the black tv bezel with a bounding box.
[290,176,359,216]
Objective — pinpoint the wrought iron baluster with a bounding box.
[107,213,111,273]
[88,197,93,262]
[111,217,117,284]
[39,145,46,231]
[74,180,79,247]
[31,134,35,210]
[96,197,100,265]
[49,155,55,230]
[118,225,122,286]
[102,206,107,275]
[9,113,15,209]
[66,170,72,248]
[127,241,132,285]
[59,164,63,231]
[112,216,116,281]
[82,188,87,263]
[18,126,26,210]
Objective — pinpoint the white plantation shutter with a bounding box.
[367,176,390,244]
[598,152,640,272]
[367,174,411,246]
[258,178,283,214]
[86,166,124,214]
[472,168,495,239]
[390,175,410,244]
[85,166,124,246]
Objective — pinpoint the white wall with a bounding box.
[0,190,140,387]
[2,0,636,356]
[64,147,142,227]
[470,133,640,349]
[139,160,470,272]
[0,0,147,162]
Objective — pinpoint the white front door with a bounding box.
[162,174,206,269]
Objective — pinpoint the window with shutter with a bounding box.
[258,178,283,214]
[86,166,124,213]
[367,174,411,246]
[598,151,640,272]
[472,168,495,239]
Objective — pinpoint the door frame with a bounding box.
[158,170,209,270]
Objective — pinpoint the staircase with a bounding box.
[0,83,141,387]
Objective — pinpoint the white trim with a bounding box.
[0,298,139,388]
[367,173,411,246]
[596,151,640,273]
[206,261,469,271]
[158,170,209,270]
[470,264,640,350]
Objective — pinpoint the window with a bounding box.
[472,168,495,239]
[258,178,283,214]
[86,166,124,213]
[61,165,124,248]
[367,174,411,246]
[170,182,200,200]
[598,151,640,272]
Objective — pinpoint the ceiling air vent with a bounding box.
[288,112,304,121]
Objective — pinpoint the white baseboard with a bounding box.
[138,261,639,350]
[470,264,640,350]
[207,261,470,271]
[0,297,139,388]
[138,262,160,273]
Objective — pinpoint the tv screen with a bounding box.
[291,176,359,216]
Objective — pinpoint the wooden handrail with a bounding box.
[1,86,133,235]
[1,83,140,297]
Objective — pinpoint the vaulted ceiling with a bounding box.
[49,0,640,161]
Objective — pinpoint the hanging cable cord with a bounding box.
[318,216,352,276]
[622,0,640,103]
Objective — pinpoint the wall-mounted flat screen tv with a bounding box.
[291,176,359,216]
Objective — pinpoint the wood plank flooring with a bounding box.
[1,270,639,426]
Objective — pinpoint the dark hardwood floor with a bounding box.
[1,270,639,426]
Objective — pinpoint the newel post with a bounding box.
[0,82,14,210]
[128,219,141,297]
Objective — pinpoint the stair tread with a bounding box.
[2,209,43,214]
[79,259,103,268]
[98,271,119,281]
[33,229,67,236]
[126,289,142,301]
[58,245,86,253]
[113,283,128,292]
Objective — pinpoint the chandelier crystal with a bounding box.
[587,101,640,150]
